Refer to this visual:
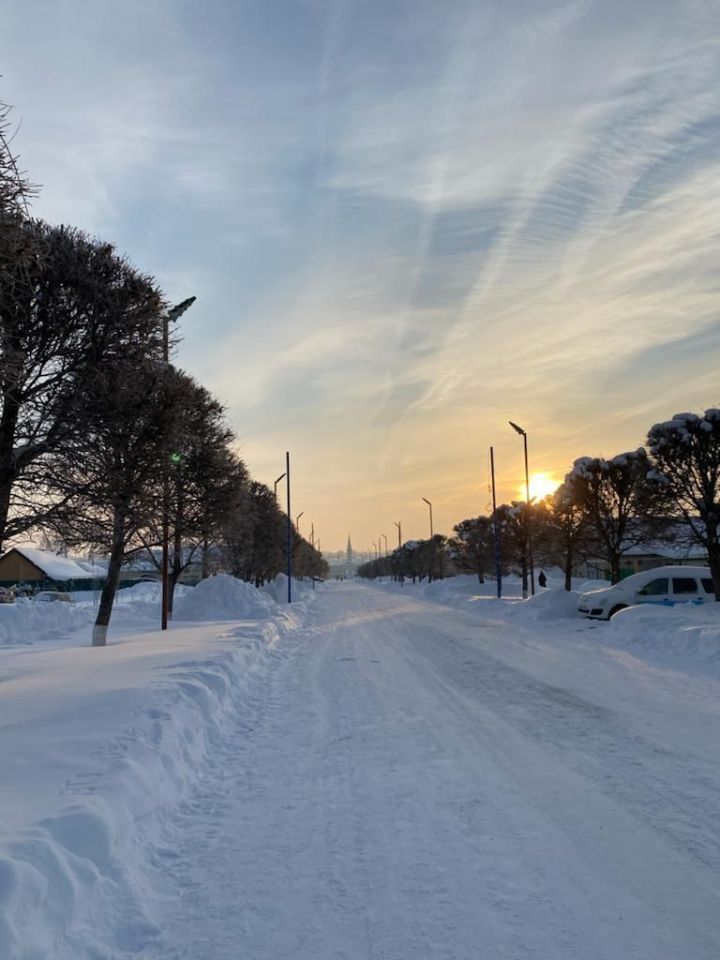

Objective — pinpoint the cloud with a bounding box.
[3,0,720,547]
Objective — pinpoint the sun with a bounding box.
[519,472,560,502]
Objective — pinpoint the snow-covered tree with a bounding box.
[564,449,665,583]
[647,409,720,598]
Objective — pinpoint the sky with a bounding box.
[1,0,719,552]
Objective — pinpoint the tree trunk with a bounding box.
[610,553,621,585]
[0,388,21,550]
[93,507,126,646]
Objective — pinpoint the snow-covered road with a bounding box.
[149,582,720,959]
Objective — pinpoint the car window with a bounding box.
[672,577,700,595]
[637,578,668,596]
[702,578,714,594]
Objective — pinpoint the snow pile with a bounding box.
[0,597,92,644]
[262,574,317,604]
[607,603,720,665]
[505,588,581,622]
[174,573,276,621]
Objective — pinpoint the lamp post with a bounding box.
[285,452,292,602]
[310,522,315,590]
[372,541,378,560]
[381,533,388,556]
[274,473,286,499]
[393,521,403,585]
[161,296,196,632]
[421,497,434,538]
[295,512,304,536]
[508,421,535,598]
[490,446,502,599]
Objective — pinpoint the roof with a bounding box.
[622,540,707,559]
[4,547,103,580]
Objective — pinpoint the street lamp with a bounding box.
[508,421,535,598]
[274,473,286,499]
[421,497,434,538]
[161,297,196,632]
[393,521,402,548]
[295,511,304,536]
[394,521,403,584]
[372,541,378,560]
[381,533,388,555]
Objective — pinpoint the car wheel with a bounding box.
[608,604,627,619]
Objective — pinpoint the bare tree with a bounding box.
[50,359,185,644]
[540,486,592,591]
[450,516,495,583]
[0,221,163,548]
[136,375,246,613]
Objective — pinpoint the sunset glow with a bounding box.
[520,473,561,504]
[3,1,718,549]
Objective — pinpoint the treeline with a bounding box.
[0,102,326,645]
[359,410,720,599]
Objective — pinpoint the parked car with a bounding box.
[578,566,715,620]
[0,586,15,603]
[32,590,74,604]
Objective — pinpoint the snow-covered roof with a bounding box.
[6,547,101,580]
[621,540,707,559]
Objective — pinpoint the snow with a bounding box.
[173,573,277,621]
[2,576,720,957]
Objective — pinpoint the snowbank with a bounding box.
[0,615,292,958]
[174,573,276,621]
[262,573,318,604]
[0,597,92,645]
[504,588,581,622]
[606,603,720,665]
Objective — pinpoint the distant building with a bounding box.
[326,535,360,579]
[0,546,105,591]
[580,526,708,580]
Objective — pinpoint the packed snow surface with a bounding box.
[2,576,720,958]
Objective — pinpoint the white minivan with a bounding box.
[578,566,715,620]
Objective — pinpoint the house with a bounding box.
[580,526,708,581]
[0,546,105,592]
